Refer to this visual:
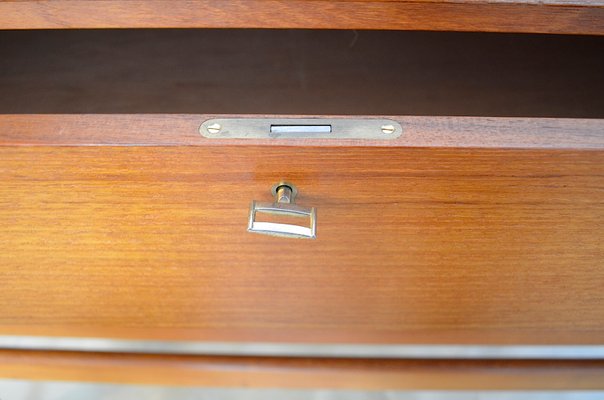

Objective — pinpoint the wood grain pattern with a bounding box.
[0,0,603,34]
[1,350,604,389]
[0,146,603,344]
[2,114,603,149]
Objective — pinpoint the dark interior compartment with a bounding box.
[0,29,603,117]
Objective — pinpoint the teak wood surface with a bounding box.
[3,0,604,390]
[2,114,603,149]
[1,350,604,389]
[0,0,603,34]
[1,145,603,344]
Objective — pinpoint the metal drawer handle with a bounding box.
[248,182,317,239]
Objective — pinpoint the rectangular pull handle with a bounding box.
[247,182,317,239]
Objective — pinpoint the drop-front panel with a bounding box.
[1,145,602,345]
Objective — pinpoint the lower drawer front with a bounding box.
[0,146,602,344]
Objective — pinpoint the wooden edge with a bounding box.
[0,0,603,35]
[1,114,603,149]
[1,350,604,389]
[2,325,604,346]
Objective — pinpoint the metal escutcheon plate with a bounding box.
[200,118,402,140]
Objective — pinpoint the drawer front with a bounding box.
[1,146,602,344]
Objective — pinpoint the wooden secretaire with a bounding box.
[0,0,603,393]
